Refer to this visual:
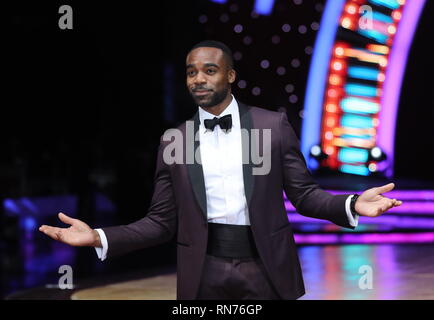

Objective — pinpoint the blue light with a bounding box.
[348,66,380,81]
[368,0,400,10]
[21,216,37,231]
[341,114,374,129]
[338,147,369,163]
[340,164,370,176]
[372,11,394,24]
[358,29,389,44]
[301,0,346,165]
[341,97,379,114]
[4,199,20,215]
[253,0,275,15]
[345,83,378,97]
[308,158,319,170]
[341,134,373,140]
[209,0,275,16]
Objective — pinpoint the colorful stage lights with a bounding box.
[302,0,426,177]
[284,189,434,244]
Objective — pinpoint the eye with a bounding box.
[187,70,196,77]
[206,68,216,74]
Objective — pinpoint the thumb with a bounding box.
[58,212,76,225]
[376,183,395,195]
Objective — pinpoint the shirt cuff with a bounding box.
[345,195,359,227]
[94,228,108,261]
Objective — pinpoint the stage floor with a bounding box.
[66,244,434,300]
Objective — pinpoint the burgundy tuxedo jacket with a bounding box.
[102,101,354,299]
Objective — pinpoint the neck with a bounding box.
[201,93,233,116]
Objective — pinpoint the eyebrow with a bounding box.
[186,63,220,69]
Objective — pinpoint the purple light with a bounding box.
[294,232,434,244]
[377,0,427,177]
[288,213,434,229]
[253,0,275,15]
[286,199,434,214]
[295,234,340,244]
[382,202,434,214]
[3,195,78,217]
[326,189,434,200]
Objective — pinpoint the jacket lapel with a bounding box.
[238,102,255,207]
[186,111,208,221]
[186,100,255,221]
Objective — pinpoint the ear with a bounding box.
[228,69,236,84]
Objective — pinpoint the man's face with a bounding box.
[186,47,235,108]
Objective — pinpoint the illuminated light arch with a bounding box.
[301,0,427,177]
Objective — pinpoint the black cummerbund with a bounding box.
[207,222,259,258]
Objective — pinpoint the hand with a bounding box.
[39,212,101,247]
[355,183,403,217]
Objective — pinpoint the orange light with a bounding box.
[328,89,338,98]
[392,10,402,20]
[329,75,341,86]
[379,57,388,67]
[326,103,337,113]
[325,146,335,155]
[367,44,389,55]
[326,117,336,127]
[332,138,346,147]
[388,25,396,35]
[345,4,357,14]
[341,18,352,29]
[344,48,389,65]
[335,47,344,56]
[377,88,382,96]
[333,61,343,71]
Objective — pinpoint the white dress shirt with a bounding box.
[197,95,250,225]
[95,95,358,261]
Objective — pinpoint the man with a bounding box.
[39,40,402,300]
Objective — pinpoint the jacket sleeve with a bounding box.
[102,136,177,259]
[279,112,354,229]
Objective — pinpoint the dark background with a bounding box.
[2,0,433,298]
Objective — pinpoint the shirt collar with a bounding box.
[198,95,239,129]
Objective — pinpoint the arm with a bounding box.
[279,112,355,228]
[101,138,177,259]
[39,137,177,259]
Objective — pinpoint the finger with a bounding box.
[58,212,76,225]
[389,198,402,206]
[39,225,65,241]
[376,183,395,195]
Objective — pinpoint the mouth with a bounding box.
[192,89,213,97]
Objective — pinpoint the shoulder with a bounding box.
[241,102,285,118]
[239,102,287,129]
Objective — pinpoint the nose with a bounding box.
[193,71,207,85]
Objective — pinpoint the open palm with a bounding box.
[39,212,99,247]
[355,183,402,217]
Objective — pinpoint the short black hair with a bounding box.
[189,40,234,69]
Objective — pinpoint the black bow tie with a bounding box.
[203,114,232,131]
